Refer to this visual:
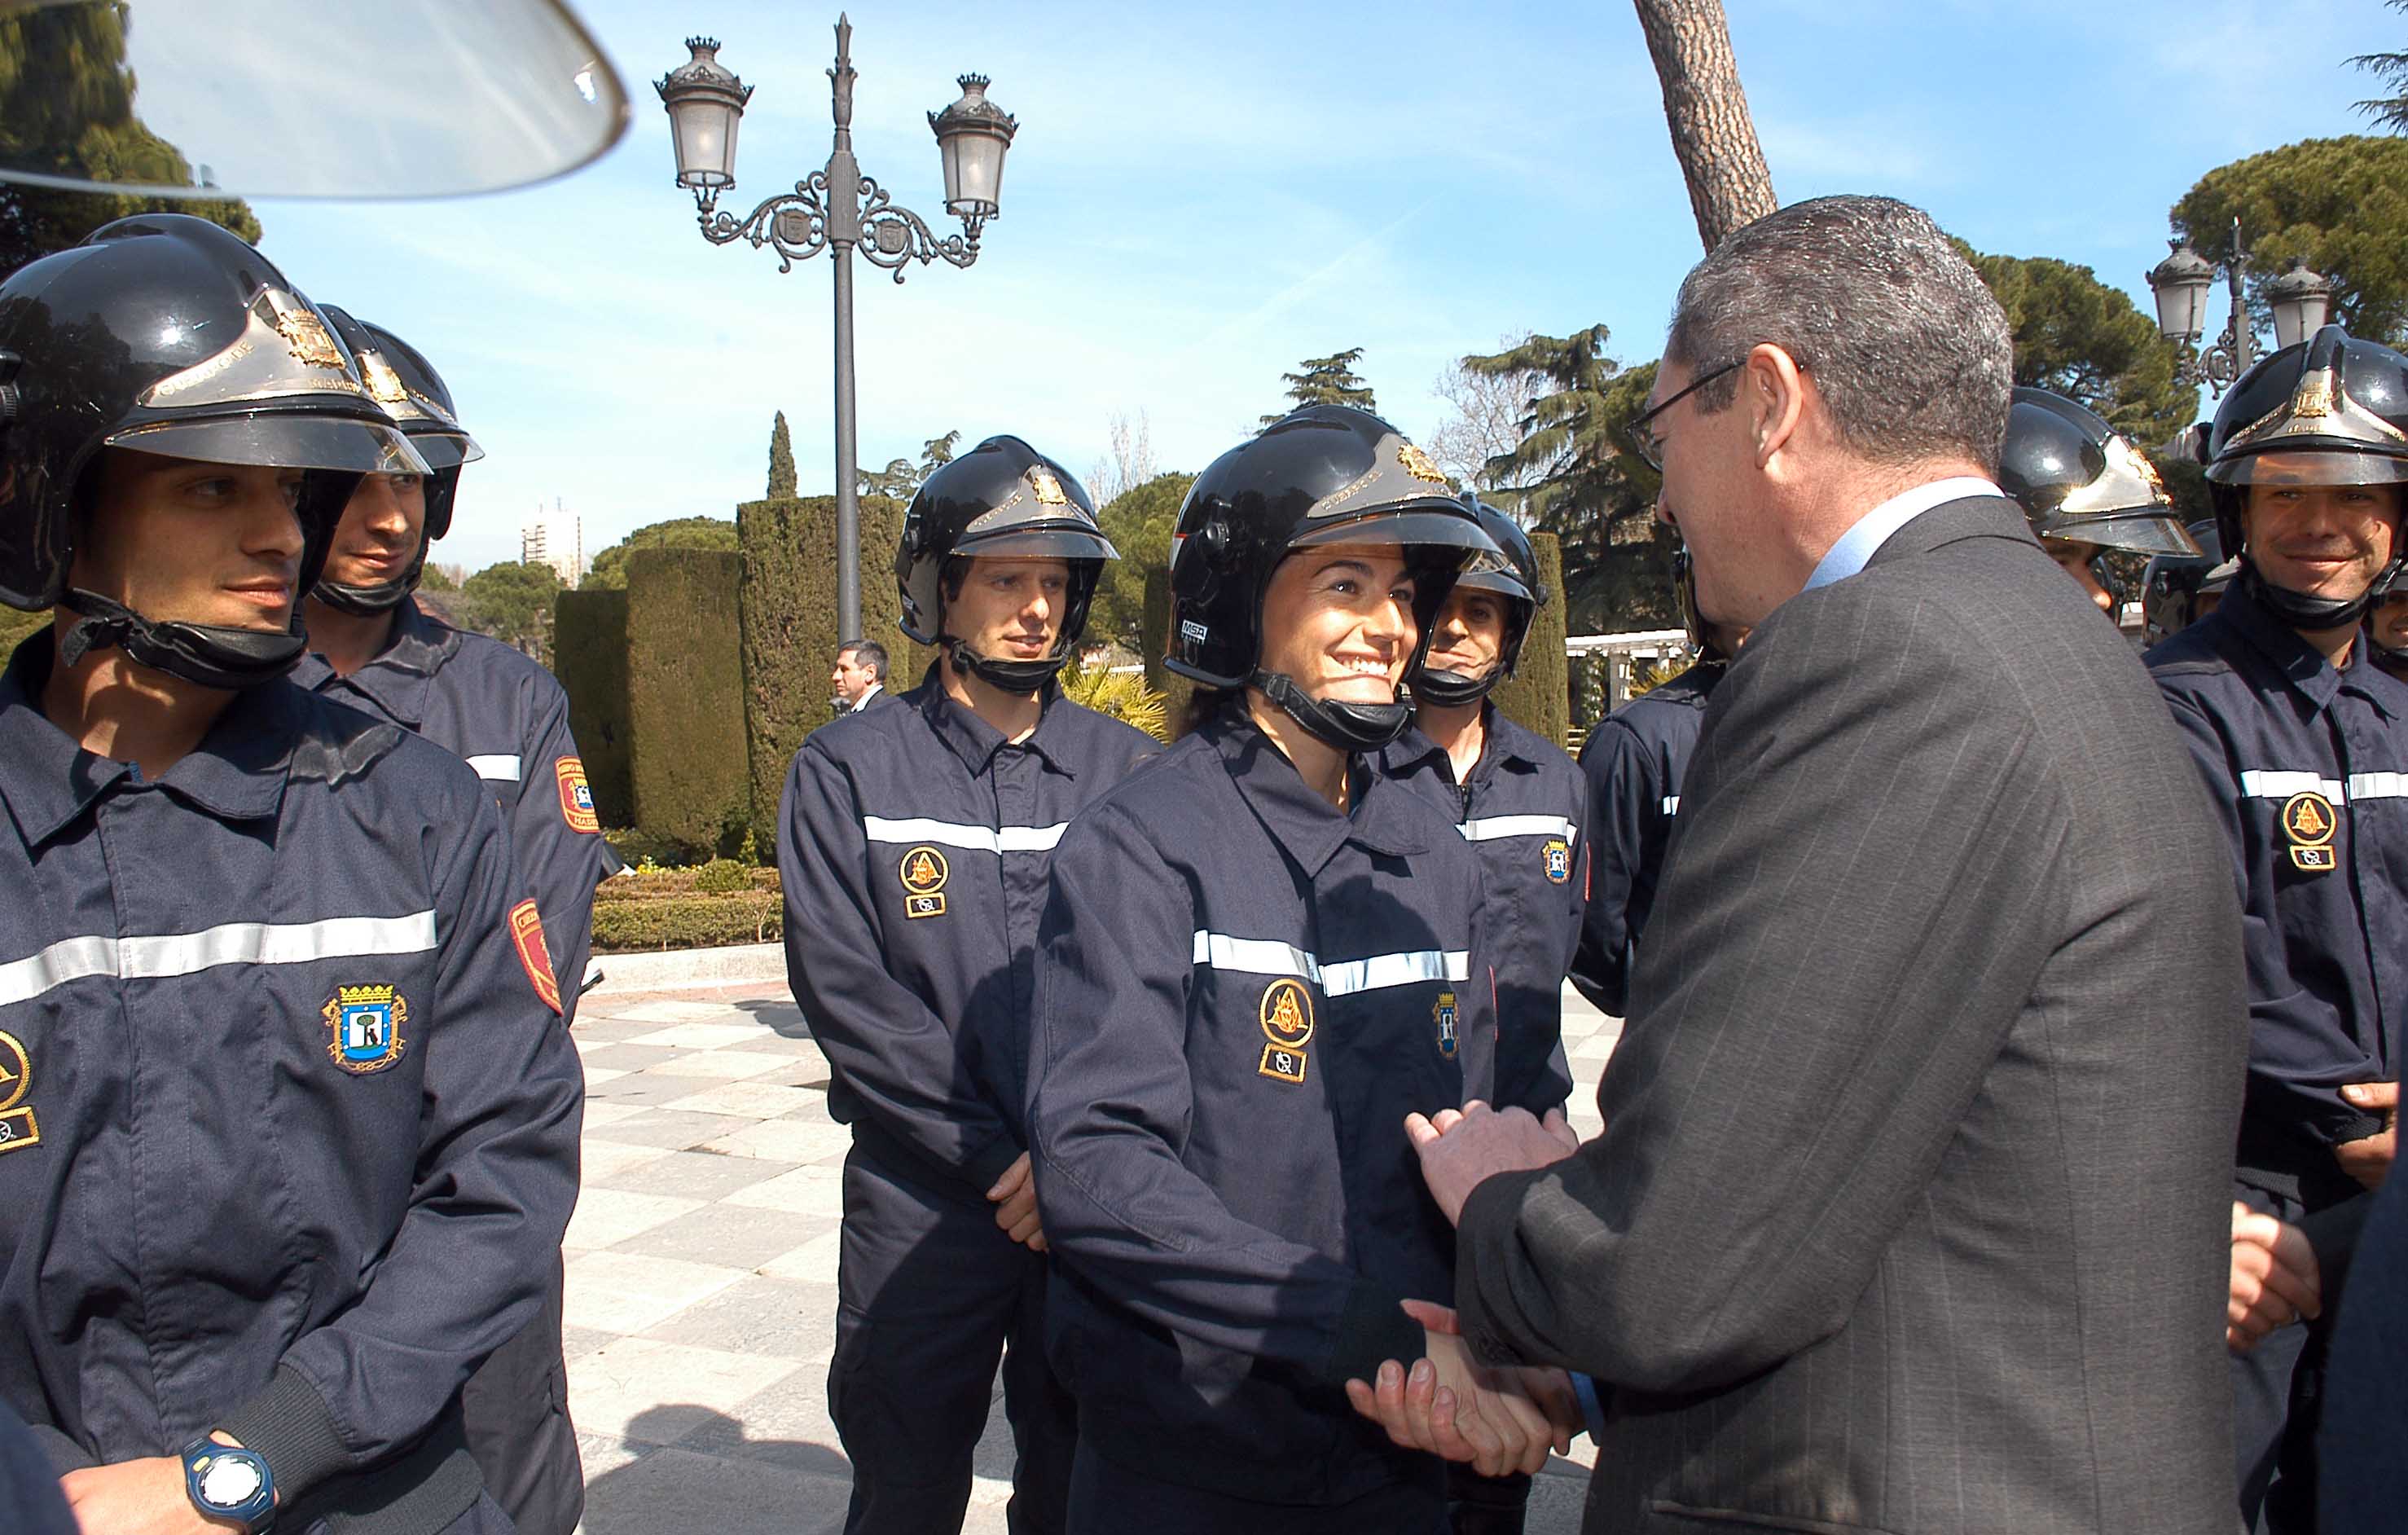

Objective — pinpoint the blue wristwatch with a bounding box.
[181,1437,275,1531]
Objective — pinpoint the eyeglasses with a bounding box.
[1626,359,1744,471]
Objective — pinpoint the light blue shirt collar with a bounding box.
[1804,477,2003,591]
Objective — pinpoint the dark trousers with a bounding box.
[2233,1182,2327,1535]
[833,1134,1073,1535]
[1068,1440,1448,1535]
[1445,1464,1530,1535]
[459,1249,581,1535]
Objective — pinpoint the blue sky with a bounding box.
[246,0,2405,575]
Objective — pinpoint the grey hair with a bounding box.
[1664,195,2012,473]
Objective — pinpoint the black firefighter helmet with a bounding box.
[2140,520,2223,647]
[0,213,424,688]
[1167,404,1496,750]
[1998,386,2196,556]
[895,435,1116,692]
[2204,323,2408,629]
[1413,494,1547,707]
[312,306,483,614]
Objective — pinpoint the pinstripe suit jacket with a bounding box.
[1455,495,2246,1533]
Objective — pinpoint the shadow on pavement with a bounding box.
[582,1405,854,1535]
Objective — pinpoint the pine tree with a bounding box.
[767,411,797,499]
[1262,348,1377,425]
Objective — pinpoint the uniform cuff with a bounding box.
[1318,1282,1423,1387]
[218,1364,354,1506]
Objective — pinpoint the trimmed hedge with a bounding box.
[626,548,749,854]
[736,492,935,844]
[553,588,633,828]
[592,892,781,952]
[1491,530,1571,750]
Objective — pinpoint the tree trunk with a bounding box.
[1632,0,1777,252]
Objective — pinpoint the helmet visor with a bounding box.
[2050,513,2201,558]
[2208,449,2408,488]
[406,429,484,472]
[952,525,1118,562]
[108,414,430,476]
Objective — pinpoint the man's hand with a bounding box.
[986,1151,1046,1251]
[2228,1201,2320,1352]
[2336,1081,2397,1192]
[60,1456,231,1535]
[1406,1101,1580,1226]
[1342,1300,1578,1476]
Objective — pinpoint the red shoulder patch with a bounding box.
[556,757,600,834]
[508,899,563,1015]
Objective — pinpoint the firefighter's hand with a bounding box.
[988,1150,1047,1251]
[62,1451,250,1534]
[2228,1202,2320,1352]
[2336,1081,2397,1192]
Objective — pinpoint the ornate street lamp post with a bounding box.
[2147,218,2335,399]
[657,17,1017,639]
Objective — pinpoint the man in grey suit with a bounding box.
[1354,196,2248,1532]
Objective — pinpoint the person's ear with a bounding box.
[1746,342,1808,473]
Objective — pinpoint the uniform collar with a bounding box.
[1385,702,1543,789]
[0,630,294,846]
[289,596,458,728]
[1207,712,1428,875]
[2217,578,2362,715]
[912,667,1078,779]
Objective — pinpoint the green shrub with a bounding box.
[1491,530,1571,750]
[1058,659,1169,741]
[692,857,750,894]
[591,892,781,952]
[554,589,632,827]
[735,492,939,846]
[626,548,749,853]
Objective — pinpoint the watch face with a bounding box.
[199,1455,263,1509]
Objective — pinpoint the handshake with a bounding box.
[1342,1101,1590,1478]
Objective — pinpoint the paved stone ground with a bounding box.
[565,982,1623,1534]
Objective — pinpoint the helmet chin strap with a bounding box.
[943,636,1067,695]
[310,538,429,616]
[57,589,306,691]
[1250,669,1415,752]
[2241,556,2403,632]
[1410,664,1500,708]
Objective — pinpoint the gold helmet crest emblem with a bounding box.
[1396,442,1448,486]
[263,290,346,371]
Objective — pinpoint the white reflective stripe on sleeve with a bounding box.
[1320,948,1470,997]
[0,913,441,1009]
[1189,931,1469,998]
[861,816,1068,853]
[464,754,523,782]
[1192,930,1320,982]
[2349,772,2408,801]
[1661,796,1681,816]
[2239,770,2345,801]
[1457,814,1579,844]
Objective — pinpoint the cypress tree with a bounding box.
[767,411,798,499]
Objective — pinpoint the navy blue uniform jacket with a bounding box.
[1379,705,1581,1111]
[778,672,1158,1195]
[1570,663,1720,1018]
[2149,578,2408,1205]
[0,636,582,1522]
[1026,712,1498,1504]
[294,597,605,1018]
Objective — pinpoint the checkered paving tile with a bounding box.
[566,980,1621,1534]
